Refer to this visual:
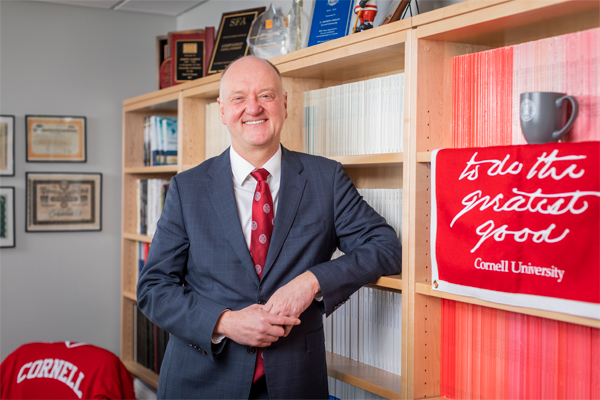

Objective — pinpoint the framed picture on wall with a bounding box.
[26,172,102,232]
[0,187,15,247]
[25,115,87,162]
[0,115,15,176]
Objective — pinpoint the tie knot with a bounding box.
[251,169,270,182]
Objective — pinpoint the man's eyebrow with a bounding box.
[227,87,277,97]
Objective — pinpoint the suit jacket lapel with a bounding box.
[207,149,259,287]
[262,147,306,281]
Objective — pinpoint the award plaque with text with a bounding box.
[26,172,102,232]
[26,115,86,162]
[307,0,354,47]
[208,7,265,75]
[169,27,215,86]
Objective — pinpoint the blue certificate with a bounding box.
[308,0,354,47]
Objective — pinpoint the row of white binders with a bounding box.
[324,285,402,375]
[328,377,386,400]
[303,74,405,157]
[324,188,403,375]
[143,116,178,166]
[357,188,402,240]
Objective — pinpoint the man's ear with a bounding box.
[217,98,226,125]
[284,92,288,120]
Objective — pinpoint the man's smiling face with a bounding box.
[218,56,288,159]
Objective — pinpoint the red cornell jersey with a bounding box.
[1,342,135,399]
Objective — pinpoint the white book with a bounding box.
[350,291,358,361]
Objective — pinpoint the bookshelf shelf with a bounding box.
[122,232,153,244]
[123,165,178,174]
[122,290,136,302]
[416,152,432,163]
[326,351,402,399]
[370,275,403,291]
[122,360,159,389]
[121,1,598,398]
[415,282,600,329]
[330,153,403,167]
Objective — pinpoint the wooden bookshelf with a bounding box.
[121,1,599,398]
[405,1,599,399]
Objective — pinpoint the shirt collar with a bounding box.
[230,145,282,186]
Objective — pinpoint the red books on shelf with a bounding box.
[452,27,599,148]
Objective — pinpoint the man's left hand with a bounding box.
[263,271,321,336]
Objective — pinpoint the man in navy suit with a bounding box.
[137,56,402,399]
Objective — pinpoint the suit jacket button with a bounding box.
[247,346,256,355]
[258,300,266,305]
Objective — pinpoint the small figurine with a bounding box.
[354,0,377,33]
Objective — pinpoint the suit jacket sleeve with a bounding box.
[309,161,402,316]
[136,175,226,361]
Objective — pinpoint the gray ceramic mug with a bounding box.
[520,92,579,144]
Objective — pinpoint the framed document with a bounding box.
[0,187,15,247]
[169,27,215,86]
[207,7,265,75]
[380,0,411,25]
[307,0,354,47]
[0,115,15,176]
[25,115,87,162]
[26,172,102,232]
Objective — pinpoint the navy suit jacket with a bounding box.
[137,146,402,399]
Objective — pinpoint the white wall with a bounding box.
[0,0,176,361]
[0,0,466,363]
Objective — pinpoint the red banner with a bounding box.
[431,142,600,319]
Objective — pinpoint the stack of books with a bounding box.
[136,178,170,237]
[134,306,170,374]
[143,116,178,166]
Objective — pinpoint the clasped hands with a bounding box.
[213,271,321,348]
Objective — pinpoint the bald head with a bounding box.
[219,56,285,98]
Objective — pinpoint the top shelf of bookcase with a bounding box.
[272,20,410,81]
[415,0,599,47]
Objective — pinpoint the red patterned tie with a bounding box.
[250,168,273,383]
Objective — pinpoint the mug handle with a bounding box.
[552,95,579,141]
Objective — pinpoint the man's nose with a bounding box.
[245,97,262,114]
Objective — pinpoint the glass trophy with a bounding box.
[288,0,303,52]
[247,4,289,59]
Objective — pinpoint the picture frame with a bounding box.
[207,7,266,75]
[25,115,87,162]
[380,0,412,25]
[157,35,171,90]
[0,115,15,176]
[0,187,15,247]
[26,172,102,232]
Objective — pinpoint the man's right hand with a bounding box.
[213,304,301,347]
